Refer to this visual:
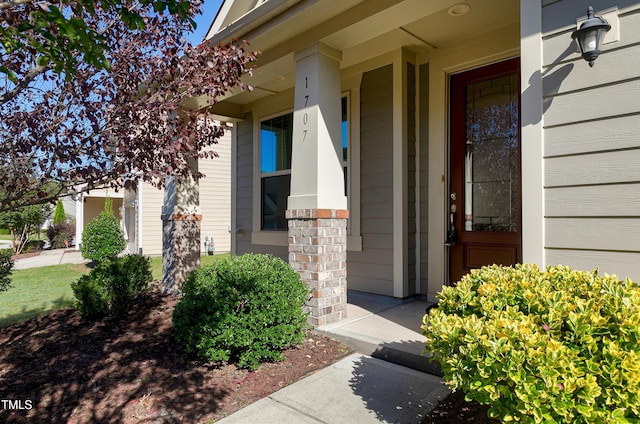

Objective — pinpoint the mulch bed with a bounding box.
[422,390,499,423]
[0,291,353,423]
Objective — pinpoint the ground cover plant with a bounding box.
[173,253,310,370]
[424,264,640,423]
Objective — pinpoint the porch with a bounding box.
[317,290,441,376]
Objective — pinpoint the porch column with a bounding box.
[286,43,348,326]
[161,158,201,294]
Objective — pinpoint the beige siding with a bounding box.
[136,129,233,256]
[199,130,232,254]
[140,184,163,256]
[542,1,640,281]
[348,64,395,296]
[419,63,429,294]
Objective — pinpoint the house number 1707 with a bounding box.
[301,77,310,141]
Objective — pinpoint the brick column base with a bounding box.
[161,214,202,294]
[286,209,348,326]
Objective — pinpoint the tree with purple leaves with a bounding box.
[1,0,257,212]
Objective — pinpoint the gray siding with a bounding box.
[542,2,640,281]
[234,112,288,260]
[348,64,395,295]
[419,63,429,294]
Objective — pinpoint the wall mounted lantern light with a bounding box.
[572,6,611,67]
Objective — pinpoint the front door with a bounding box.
[448,58,522,284]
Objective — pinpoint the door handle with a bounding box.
[445,201,458,246]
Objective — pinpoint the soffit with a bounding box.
[210,0,519,111]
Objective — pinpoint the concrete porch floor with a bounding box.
[316,291,442,376]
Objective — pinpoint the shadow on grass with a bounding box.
[0,293,228,423]
[0,296,74,328]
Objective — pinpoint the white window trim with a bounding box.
[252,109,293,245]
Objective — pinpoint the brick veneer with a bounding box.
[286,209,348,326]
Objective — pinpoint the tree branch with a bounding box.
[0,0,35,11]
[0,64,50,106]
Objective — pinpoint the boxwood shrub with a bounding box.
[80,199,125,264]
[72,254,152,318]
[173,253,310,370]
[423,264,640,423]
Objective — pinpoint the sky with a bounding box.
[189,0,224,44]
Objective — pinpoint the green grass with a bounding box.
[149,253,229,281]
[1,253,230,327]
[0,263,91,327]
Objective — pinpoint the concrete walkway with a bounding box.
[219,292,449,424]
[13,248,89,269]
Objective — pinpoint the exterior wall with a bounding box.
[348,64,395,296]
[137,133,233,257]
[418,63,429,294]
[84,196,122,226]
[200,131,232,254]
[140,183,164,256]
[541,1,640,281]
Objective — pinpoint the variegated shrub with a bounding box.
[423,264,640,423]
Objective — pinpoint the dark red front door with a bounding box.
[448,58,522,284]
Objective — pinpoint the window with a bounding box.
[260,113,293,230]
[259,97,349,231]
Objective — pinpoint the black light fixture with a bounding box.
[572,6,611,67]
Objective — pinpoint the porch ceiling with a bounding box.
[207,0,519,113]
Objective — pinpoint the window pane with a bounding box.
[262,174,291,230]
[260,113,293,173]
[464,72,519,232]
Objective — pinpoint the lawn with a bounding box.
[0,253,229,327]
[0,263,90,327]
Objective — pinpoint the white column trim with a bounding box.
[520,0,545,266]
[392,48,409,298]
[230,123,238,256]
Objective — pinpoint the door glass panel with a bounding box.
[464,73,519,232]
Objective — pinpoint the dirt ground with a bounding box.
[0,288,496,423]
[0,291,353,423]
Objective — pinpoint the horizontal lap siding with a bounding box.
[140,184,163,256]
[199,130,232,254]
[348,64,395,296]
[542,2,640,281]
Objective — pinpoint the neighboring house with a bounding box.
[205,0,640,325]
[75,189,124,248]
[122,130,233,256]
[74,129,232,256]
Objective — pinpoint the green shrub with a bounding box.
[0,249,13,293]
[80,200,125,263]
[423,264,640,423]
[173,253,310,370]
[71,254,152,318]
[46,222,74,249]
[52,200,66,225]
